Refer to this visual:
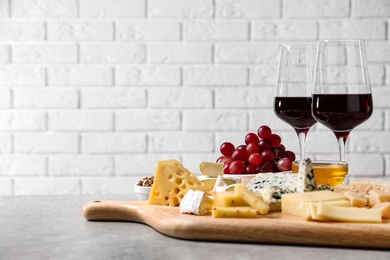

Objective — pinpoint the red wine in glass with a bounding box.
[274,96,317,134]
[312,93,373,141]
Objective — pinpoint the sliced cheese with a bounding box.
[372,202,390,218]
[215,191,263,207]
[316,202,382,223]
[180,189,214,215]
[281,190,347,217]
[212,206,257,218]
[148,159,209,207]
[199,162,224,177]
[369,190,390,206]
[235,183,269,215]
[307,200,351,221]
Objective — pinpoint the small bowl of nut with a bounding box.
[134,176,154,201]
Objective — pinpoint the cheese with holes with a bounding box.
[282,190,347,217]
[369,190,390,206]
[316,202,382,223]
[199,162,224,177]
[180,189,214,215]
[235,183,269,214]
[148,159,210,206]
[212,206,257,218]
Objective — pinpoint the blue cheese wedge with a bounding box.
[296,158,316,193]
[246,172,297,192]
[260,185,295,211]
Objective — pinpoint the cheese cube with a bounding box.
[148,159,209,207]
[215,191,248,207]
[344,191,368,207]
[235,183,269,214]
[369,190,390,206]
[212,206,257,218]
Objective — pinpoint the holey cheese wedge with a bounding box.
[148,159,209,207]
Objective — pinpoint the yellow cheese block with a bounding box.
[215,191,250,207]
[316,202,382,223]
[372,202,390,218]
[234,183,269,215]
[148,159,210,207]
[369,190,390,206]
[199,162,224,177]
[212,206,257,218]
[344,191,368,207]
[281,190,347,217]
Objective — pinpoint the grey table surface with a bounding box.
[1,194,390,260]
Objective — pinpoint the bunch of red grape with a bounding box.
[217,125,296,174]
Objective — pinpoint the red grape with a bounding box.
[258,140,271,152]
[220,142,235,157]
[257,162,273,173]
[236,144,246,150]
[277,157,293,172]
[246,164,258,174]
[245,132,259,145]
[284,150,296,161]
[269,134,281,146]
[257,125,272,140]
[272,146,285,159]
[229,160,245,174]
[248,153,263,166]
[261,149,275,163]
[232,149,248,161]
[223,163,231,174]
[246,142,260,155]
[216,156,233,165]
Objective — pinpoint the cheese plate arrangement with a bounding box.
[83,158,390,249]
[83,126,390,249]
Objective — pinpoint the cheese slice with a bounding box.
[307,200,351,221]
[215,191,250,207]
[372,202,390,218]
[316,202,382,223]
[212,206,257,218]
[180,189,214,215]
[281,190,347,217]
[235,183,269,214]
[199,162,224,177]
[148,159,210,206]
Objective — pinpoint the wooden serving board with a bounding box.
[83,200,390,249]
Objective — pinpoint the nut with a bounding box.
[137,176,154,187]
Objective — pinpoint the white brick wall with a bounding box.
[0,0,390,195]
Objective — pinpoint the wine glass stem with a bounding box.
[297,131,307,160]
[337,136,347,162]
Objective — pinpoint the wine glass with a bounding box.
[274,44,317,160]
[312,39,373,162]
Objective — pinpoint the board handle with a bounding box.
[83,200,147,222]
